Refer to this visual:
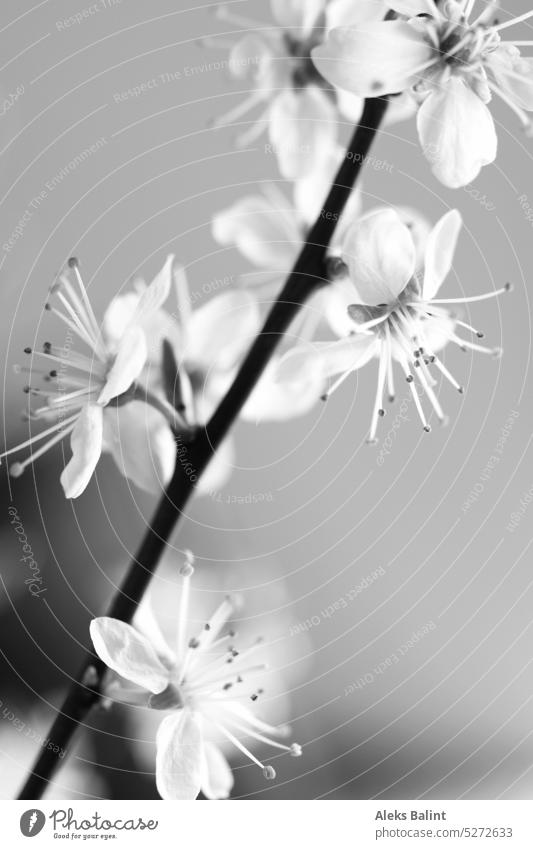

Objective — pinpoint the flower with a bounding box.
[312,1,533,187]
[1,256,179,498]
[211,1,387,178]
[90,553,302,800]
[277,207,509,442]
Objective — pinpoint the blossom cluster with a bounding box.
[4,0,528,801]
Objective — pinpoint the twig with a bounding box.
[18,95,389,800]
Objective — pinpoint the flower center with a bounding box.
[284,31,332,90]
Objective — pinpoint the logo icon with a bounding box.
[20,810,46,837]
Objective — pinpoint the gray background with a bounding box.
[1,0,533,799]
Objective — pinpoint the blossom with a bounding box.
[312,1,533,187]
[90,553,302,800]
[277,207,509,442]
[1,256,178,498]
[211,1,387,178]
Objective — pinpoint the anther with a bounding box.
[290,744,302,757]
[476,332,485,338]
[504,282,512,292]
[44,303,51,311]
[67,256,79,269]
[492,347,503,359]
[43,342,52,353]
[423,425,431,433]
[49,370,57,378]
[406,375,414,383]
[188,637,200,649]
[388,394,395,403]
[366,437,379,445]
[9,462,24,478]
[24,347,32,354]
[263,766,276,780]
[378,408,385,417]
[458,386,464,394]
[179,550,195,578]
[320,393,328,402]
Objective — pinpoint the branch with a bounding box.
[18,95,389,800]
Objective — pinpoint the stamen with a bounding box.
[9,421,76,475]
[368,345,388,443]
[451,334,502,356]
[420,282,511,304]
[213,721,267,770]
[176,552,194,663]
[399,357,430,431]
[0,412,79,461]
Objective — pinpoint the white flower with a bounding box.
[1,256,178,498]
[277,208,509,442]
[211,1,386,178]
[90,554,302,800]
[312,1,533,187]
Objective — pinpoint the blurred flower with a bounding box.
[277,207,509,441]
[312,1,533,187]
[0,699,104,800]
[1,257,179,498]
[211,0,388,178]
[90,553,302,800]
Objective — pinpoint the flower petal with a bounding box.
[276,335,377,389]
[185,291,260,372]
[155,709,204,800]
[201,742,234,800]
[268,86,338,179]
[129,255,174,324]
[98,326,147,406]
[388,0,439,17]
[417,79,497,188]
[102,402,176,494]
[212,195,299,269]
[312,22,433,97]
[60,404,103,499]
[341,208,416,305]
[242,355,323,422]
[270,0,325,38]
[486,46,533,111]
[134,596,177,668]
[326,0,386,29]
[90,617,170,694]
[423,209,462,300]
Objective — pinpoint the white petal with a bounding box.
[103,292,179,365]
[134,596,177,668]
[201,742,234,800]
[335,86,365,121]
[60,404,103,499]
[276,335,376,389]
[326,0,387,29]
[229,34,274,80]
[423,209,462,300]
[185,291,260,372]
[312,22,433,97]
[102,402,176,494]
[487,46,533,111]
[388,0,439,16]
[98,326,147,405]
[321,278,360,337]
[270,0,325,38]
[102,292,141,349]
[212,195,299,269]
[90,617,170,693]
[155,709,204,800]
[417,80,497,188]
[129,255,173,323]
[341,209,416,305]
[242,355,323,422]
[268,86,338,180]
